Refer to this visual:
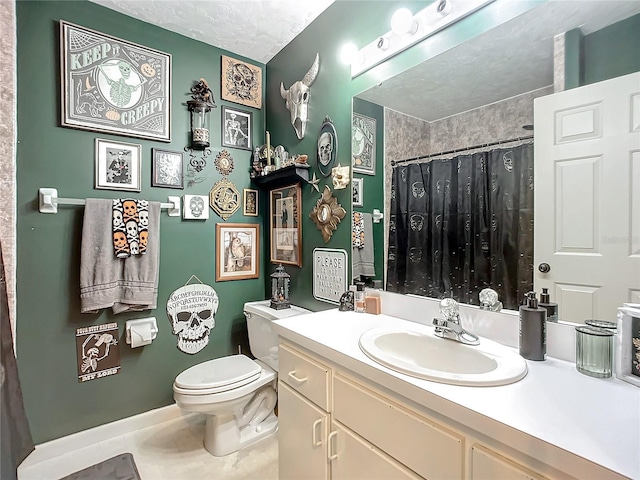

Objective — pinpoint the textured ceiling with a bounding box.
[89,0,335,63]
[358,1,640,122]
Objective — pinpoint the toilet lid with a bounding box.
[175,354,262,391]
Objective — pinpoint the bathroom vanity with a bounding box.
[273,308,640,480]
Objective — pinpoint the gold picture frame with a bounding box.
[215,223,260,281]
[270,183,302,267]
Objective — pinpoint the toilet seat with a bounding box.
[174,355,262,395]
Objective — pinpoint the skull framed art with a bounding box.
[221,55,262,109]
[317,116,337,178]
[182,195,209,220]
[95,138,141,192]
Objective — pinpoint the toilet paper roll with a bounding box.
[130,323,153,348]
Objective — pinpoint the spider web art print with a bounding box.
[60,21,172,141]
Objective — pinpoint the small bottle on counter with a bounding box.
[539,288,558,322]
[519,291,547,361]
[354,282,366,313]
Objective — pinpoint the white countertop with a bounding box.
[273,309,640,480]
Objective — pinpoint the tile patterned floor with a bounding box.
[18,414,278,480]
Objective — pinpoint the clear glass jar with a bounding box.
[575,326,614,378]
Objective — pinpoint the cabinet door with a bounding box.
[278,381,329,480]
[472,445,546,480]
[329,421,422,480]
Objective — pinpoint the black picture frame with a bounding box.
[317,116,337,177]
[151,148,184,189]
[221,105,252,151]
[60,21,171,142]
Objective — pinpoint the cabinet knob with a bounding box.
[538,263,551,273]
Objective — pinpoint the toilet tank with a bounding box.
[243,300,310,372]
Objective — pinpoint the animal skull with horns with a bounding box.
[280,53,320,140]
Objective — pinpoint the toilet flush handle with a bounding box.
[288,370,308,385]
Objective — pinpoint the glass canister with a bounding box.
[575,326,614,378]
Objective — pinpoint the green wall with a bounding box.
[16,0,267,443]
[582,13,640,85]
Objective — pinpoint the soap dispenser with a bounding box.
[539,288,558,322]
[519,291,547,361]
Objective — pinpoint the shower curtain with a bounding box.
[387,143,534,310]
[1,243,34,480]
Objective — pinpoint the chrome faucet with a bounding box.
[432,298,480,346]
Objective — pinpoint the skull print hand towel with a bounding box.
[81,198,161,314]
[112,198,150,257]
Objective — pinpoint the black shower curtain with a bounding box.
[387,143,534,310]
[1,243,34,480]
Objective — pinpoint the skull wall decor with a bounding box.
[331,165,350,190]
[182,195,209,220]
[280,53,320,140]
[316,116,338,177]
[166,283,219,354]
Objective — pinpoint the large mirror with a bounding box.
[351,1,640,322]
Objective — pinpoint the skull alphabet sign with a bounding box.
[167,283,219,354]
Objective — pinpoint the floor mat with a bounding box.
[58,453,141,480]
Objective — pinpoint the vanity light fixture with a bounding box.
[339,43,360,65]
[351,0,494,77]
[185,78,216,172]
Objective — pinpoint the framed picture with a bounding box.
[222,106,252,151]
[352,112,376,175]
[221,55,262,109]
[60,21,171,141]
[152,148,183,189]
[182,195,209,220]
[353,177,364,207]
[616,304,640,387]
[270,184,302,267]
[215,223,260,281]
[95,138,141,192]
[243,189,258,216]
[317,116,338,177]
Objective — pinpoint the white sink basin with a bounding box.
[359,327,527,386]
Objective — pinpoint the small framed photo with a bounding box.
[243,189,258,216]
[616,304,640,387]
[270,184,302,267]
[216,223,260,281]
[222,106,252,151]
[352,177,364,207]
[95,138,141,192]
[152,148,184,189]
[352,112,376,175]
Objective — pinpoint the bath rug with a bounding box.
[58,453,141,480]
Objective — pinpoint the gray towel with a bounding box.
[352,212,376,281]
[80,198,161,314]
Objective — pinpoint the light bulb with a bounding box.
[391,8,418,35]
[339,43,359,65]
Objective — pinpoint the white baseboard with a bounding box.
[20,403,184,467]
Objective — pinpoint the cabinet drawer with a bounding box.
[279,343,330,411]
[472,444,548,480]
[334,373,463,480]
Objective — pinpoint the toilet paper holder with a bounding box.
[125,317,158,347]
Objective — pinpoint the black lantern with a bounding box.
[185,78,216,172]
[270,264,291,310]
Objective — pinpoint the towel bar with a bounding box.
[38,188,181,216]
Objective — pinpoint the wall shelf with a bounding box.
[252,164,310,190]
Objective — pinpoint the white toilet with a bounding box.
[173,300,310,456]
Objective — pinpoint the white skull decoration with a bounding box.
[190,196,205,218]
[503,151,514,172]
[167,283,219,354]
[331,165,350,190]
[318,132,333,166]
[410,214,424,232]
[280,53,319,140]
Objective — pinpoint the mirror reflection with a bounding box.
[351,2,640,319]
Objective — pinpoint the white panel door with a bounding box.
[534,72,640,323]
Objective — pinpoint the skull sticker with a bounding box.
[166,283,219,354]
